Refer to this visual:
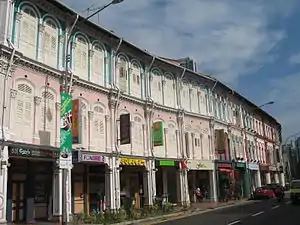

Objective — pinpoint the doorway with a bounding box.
[11,181,25,222]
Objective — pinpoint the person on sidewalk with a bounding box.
[195,187,204,202]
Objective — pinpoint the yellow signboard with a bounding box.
[120,158,146,166]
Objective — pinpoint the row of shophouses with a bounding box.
[0,0,284,223]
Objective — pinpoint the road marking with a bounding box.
[272,205,280,210]
[228,220,241,225]
[252,211,264,217]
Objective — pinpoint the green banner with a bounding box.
[60,93,73,168]
[153,121,164,146]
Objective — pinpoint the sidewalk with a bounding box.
[6,199,251,225]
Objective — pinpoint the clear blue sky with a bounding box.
[63,0,300,139]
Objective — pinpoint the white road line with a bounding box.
[272,205,280,210]
[228,220,241,225]
[252,211,264,217]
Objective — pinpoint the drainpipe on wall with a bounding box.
[1,39,16,161]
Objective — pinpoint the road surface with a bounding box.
[156,198,299,225]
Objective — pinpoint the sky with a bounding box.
[62,0,300,140]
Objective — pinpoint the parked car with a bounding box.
[253,186,276,199]
[290,179,300,204]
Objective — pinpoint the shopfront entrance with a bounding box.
[215,161,234,200]
[6,146,57,223]
[155,159,180,204]
[119,157,146,209]
[234,162,250,198]
[247,162,260,192]
[72,151,107,214]
[187,160,214,202]
[259,164,270,185]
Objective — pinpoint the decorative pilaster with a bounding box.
[130,121,134,155]
[200,133,204,159]
[59,35,65,69]
[175,130,180,158]
[38,23,45,61]
[177,109,185,159]
[8,89,17,139]
[109,91,120,154]
[105,115,110,152]
[164,128,168,158]
[33,96,41,143]
[88,111,94,150]
[14,12,23,48]
[55,102,61,147]
[144,101,155,157]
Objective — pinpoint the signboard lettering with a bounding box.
[81,154,105,163]
[120,158,146,166]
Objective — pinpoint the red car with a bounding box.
[253,186,276,199]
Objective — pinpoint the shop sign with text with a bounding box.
[73,151,106,163]
[247,163,259,171]
[9,147,57,159]
[217,162,233,169]
[187,160,214,170]
[153,121,164,146]
[120,158,146,166]
[60,93,73,169]
[157,160,177,167]
[236,162,246,169]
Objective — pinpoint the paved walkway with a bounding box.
[6,199,248,225]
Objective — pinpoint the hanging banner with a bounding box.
[60,93,73,169]
[72,99,80,144]
[153,121,164,146]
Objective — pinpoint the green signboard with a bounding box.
[159,160,175,167]
[236,162,246,169]
[153,121,164,146]
[60,93,73,168]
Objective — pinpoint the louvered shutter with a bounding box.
[92,46,104,85]
[93,106,105,151]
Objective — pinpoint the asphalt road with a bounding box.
[156,197,299,225]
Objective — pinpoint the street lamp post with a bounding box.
[258,101,274,108]
[60,1,124,224]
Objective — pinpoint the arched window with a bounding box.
[131,62,141,98]
[167,123,177,158]
[133,116,144,154]
[181,80,190,110]
[80,102,88,147]
[164,74,176,108]
[15,83,34,141]
[91,45,105,85]
[92,105,105,151]
[42,19,59,68]
[74,36,89,80]
[18,7,38,59]
[40,90,56,145]
[198,89,207,115]
[117,56,128,93]
[151,69,163,105]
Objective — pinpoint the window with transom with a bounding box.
[18,7,38,59]
[74,37,88,80]
[92,105,105,151]
[151,69,163,104]
[131,62,141,98]
[40,90,56,145]
[15,83,34,141]
[42,19,58,68]
[164,75,176,108]
[91,45,104,85]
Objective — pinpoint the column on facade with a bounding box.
[0,146,9,223]
[33,96,41,143]
[164,128,168,158]
[58,35,65,69]
[274,173,280,184]
[52,167,72,222]
[105,115,111,153]
[109,92,118,154]
[280,173,285,186]
[256,170,262,188]
[105,157,116,210]
[8,88,17,139]
[143,159,155,206]
[55,102,60,147]
[177,168,190,206]
[265,172,271,184]
[38,23,45,62]
[209,169,218,202]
